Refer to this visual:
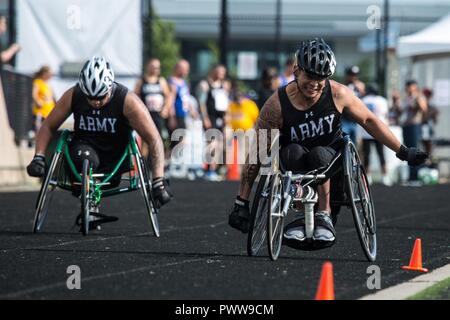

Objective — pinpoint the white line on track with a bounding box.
[0,258,208,299]
[0,221,226,254]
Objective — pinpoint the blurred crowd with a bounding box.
[21,55,441,185]
[344,66,439,186]
[2,8,436,185]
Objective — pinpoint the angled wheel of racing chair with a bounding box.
[247,135,377,262]
[32,130,160,237]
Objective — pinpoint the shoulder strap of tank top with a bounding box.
[277,85,295,114]
[323,80,341,114]
[70,84,83,112]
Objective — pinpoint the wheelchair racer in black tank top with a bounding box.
[27,56,173,230]
[228,38,428,249]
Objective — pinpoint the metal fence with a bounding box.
[1,69,33,145]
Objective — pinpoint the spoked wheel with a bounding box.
[345,142,377,262]
[81,159,91,236]
[247,175,270,257]
[33,152,62,233]
[267,172,285,261]
[136,153,160,237]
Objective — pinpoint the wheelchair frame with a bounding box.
[247,135,377,262]
[32,130,160,237]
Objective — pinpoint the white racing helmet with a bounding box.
[78,56,115,98]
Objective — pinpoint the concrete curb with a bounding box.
[359,264,450,300]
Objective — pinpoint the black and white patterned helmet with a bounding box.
[78,56,115,98]
[295,38,336,78]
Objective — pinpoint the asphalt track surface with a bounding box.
[0,181,449,300]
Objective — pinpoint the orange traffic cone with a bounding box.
[315,262,335,300]
[402,238,428,272]
[227,138,240,181]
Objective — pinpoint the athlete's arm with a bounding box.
[124,92,164,178]
[238,92,282,200]
[35,87,74,156]
[331,81,401,153]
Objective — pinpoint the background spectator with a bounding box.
[360,83,391,186]
[278,58,295,87]
[134,58,172,160]
[0,16,20,69]
[257,67,279,110]
[389,90,402,126]
[32,65,55,133]
[168,59,196,134]
[401,80,428,182]
[225,80,259,179]
[168,59,197,178]
[196,64,231,181]
[226,80,259,132]
[197,64,230,131]
[421,88,439,161]
[343,65,365,145]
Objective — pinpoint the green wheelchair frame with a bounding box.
[32,130,160,237]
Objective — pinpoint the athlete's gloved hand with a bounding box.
[152,177,173,209]
[396,145,428,166]
[26,154,46,177]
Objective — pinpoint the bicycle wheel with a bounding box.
[267,172,284,261]
[247,174,270,257]
[345,141,377,262]
[81,159,91,236]
[33,152,62,233]
[136,153,160,237]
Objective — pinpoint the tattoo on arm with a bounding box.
[239,94,282,195]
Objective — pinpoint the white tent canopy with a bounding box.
[397,13,450,58]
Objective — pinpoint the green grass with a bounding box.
[407,277,450,300]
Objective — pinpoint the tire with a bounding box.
[247,175,270,257]
[136,153,160,237]
[81,159,91,236]
[33,152,62,233]
[267,172,284,261]
[344,141,377,262]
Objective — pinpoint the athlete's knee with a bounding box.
[280,143,308,172]
[307,146,335,169]
[69,142,100,172]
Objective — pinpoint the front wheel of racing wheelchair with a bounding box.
[32,130,160,237]
[343,139,377,262]
[247,135,377,262]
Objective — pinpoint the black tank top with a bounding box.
[71,82,131,159]
[140,77,165,113]
[279,80,342,149]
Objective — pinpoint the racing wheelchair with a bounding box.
[32,130,160,237]
[247,135,377,262]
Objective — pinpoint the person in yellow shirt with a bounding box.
[32,66,55,132]
[225,81,260,178]
[227,80,259,131]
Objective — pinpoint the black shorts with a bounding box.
[280,143,337,173]
[68,138,130,187]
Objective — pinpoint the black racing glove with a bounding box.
[26,155,46,177]
[396,145,428,166]
[152,177,173,209]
